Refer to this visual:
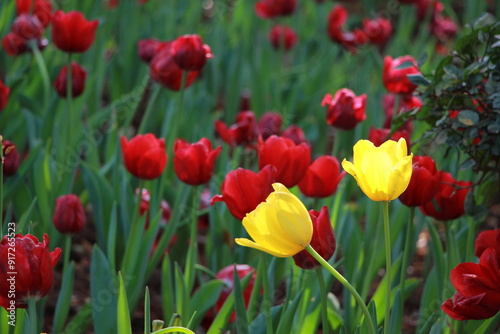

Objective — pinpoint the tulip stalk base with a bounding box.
[305,245,376,334]
[28,298,37,334]
[315,267,329,334]
[382,201,392,334]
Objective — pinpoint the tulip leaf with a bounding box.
[144,287,151,334]
[470,312,500,334]
[233,266,250,334]
[275,290,304,334]
[117,272,133,334]
[248,305,283,334]
[407,74,431,87]
[53,261,75,334]
[394,61,416,70]
[187,279,223,329]
[417,313,438,334]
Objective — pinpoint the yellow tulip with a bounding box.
[342,138,413,201]
[235,183,313,257]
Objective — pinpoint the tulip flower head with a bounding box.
[383,55,420,95]
[0,80,10,111]
[53,194,87,234]
[51,10,98,53]
[342,138,413,201]
[2,140,20,177]
[235,183,313,257]
[54,62,87,98]
[322,88,367,130]
[121,133,167,180]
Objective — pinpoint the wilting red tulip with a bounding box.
[259,112,282,140]
[215,264,257,322]
[0,234,61,309]
[269,25,297,51]
[282,125,308,145]
[0,80,9,111]
[53,194,86,234]
[474,229,500,261]
[382,93,422,130]
[211,165,276,220]
[255,0,296,19]
[53,62,87,98]
[368,126,412,150]
[171,35,213,71]
[399,156,442,207]
[442,248,500,320]
[258,135,311,188]
[51,10,98,53]
[173,137,222,186]
[121,134,167,180]
[137,38,164,63]
[214,111,258,147]
[362,17,392,46]
[322,88,367,130]
[298,156,345,198]
[420,172,472,221]
[2,140,20,177]
[11,14,43,40]
[383,55,420,94]
[293,207,336,269]
[15,0,52,27]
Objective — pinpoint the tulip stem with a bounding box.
[260,254,274,334]
[315,267,329,334]
[398,206,414,332]
[28,298,37,333]
[382,201,392,334]
[63,235,71,272]
[66,53,74,150]
[305,245,376,334]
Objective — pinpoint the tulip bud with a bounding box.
[53,194,86,234]
[2,140,20,177]
[255,0,296,19]
[171,35,213,71]
[53,62,87,98]
[269,25,297,51]
[121,134,167,180]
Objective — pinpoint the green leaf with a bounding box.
[459,158,476,171]
[63,303,92,333]
[395,61,417,70]
[117,272,132,334]
[276,290,304,334]
[248,305,283,334]
[407,74,431,86]
[458,110,479,126]
[53,262,75,333]
[145,287,151,334]
[187,280,223,329]
[233,266,250,334]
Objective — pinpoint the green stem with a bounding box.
[63,235,71,273]
[260,254,274,334]
[398,207,415,331]
[315,267,329,334]
[66,54,74,148]
[305,245,376,334]
[30,42,50,113]
[28,298,37,334]
[382,201,392,334]
[465,218,475,262]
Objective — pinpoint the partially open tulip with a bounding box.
[173,137,222,186]
[322,88,367,130]
[235,183,312,257]
[327,5,368,53]
[475,229,500,262]
[171,34,213,71]
[211,165,276,220]
[269,25,297,51]
[298,155,345,198]
[214,111,259,148]
[293,206,336,269]
[53,194,86,234]
[51,10,98,53]
[258,135,311,188]
[2,140,20,177]
[362,17,392,46]
[342,138,413,201]
[121,134,167,180]
[383,55,420,94]
[258,111,282,140]
[255,0,296,19]
[0,234,61,309]
[399,156,441,207]
[53,62,87,98]
[0,80,9,111]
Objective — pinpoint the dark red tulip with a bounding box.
[215,264,257,322]
[282,125,308,145]
[239,89,252,111]
[51,10,98,53]
[2,32,30,56]
[2,140,20,177]
[362,17,392,46]
[298,156,345,198]
[214,111,259,148]
[327,5,368,53]
[0,234,61,309]
[269,25,298,51]
[137,38,164,63]
[383,55,420,95]
[11,14,43,40]
[431,15,457,43]
[258,135,311,188]
[0,80,9,111]
[138,188,172,228]
[368,126,412,150]
[293,207,336,269]
[442,248,500,320]
[121,134,167,180]
[173,138,222,186]
[255,0,296,19]
[259,112,282,140]
[420,172,472,221]
[171,34,213,71]
[15,0,52,27]
[474,229,500,262]
[382,93,422,131]
[53,62,87,98]
[211,165,276,220]
[53,194,86,234]
[322,88,367,130]
[399,156,442,207]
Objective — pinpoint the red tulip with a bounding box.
[2,140,20,177]
[368,126,412,150]
[0,234,61,309]
[362,17,392,46]
[173,138,222,186]
[258,112,282,140]
[322,88,367,130]
[121,134,167,180]
[327,5,368,53]
[419,172,472,221]
[255,0,296,19]
[15,0,52,28]
[214,111,259,148]
[239,89,252,111]
[0,80,10,111]
[282,125,308,145]
[298,156,345,198]
[442,248,500,320]
[137,38,164,63]
[383,55,420,94]
[171,35,213,71]
[53,194,86,234]
[51,10,98,53]
[138,188,172,228]
[210,165,276,220]
[258,135,311,188]
[474,229,500,262]
[2,32,30,56]
[11,14,43,40]
[53,62,87,98]
[431,15,457,43]
[382,93,422,131]
[269,25,298,51]
[293,207,336,269]
[399,156,442,207]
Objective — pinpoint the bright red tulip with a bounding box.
[2,140,20,177]
[399,156,442,207]
[368,126,412,150]
[269,25,298,51]
[15,0,52,28]
[420,172,472,221]
[0,234,61,309]
[51,10,98,53]
[258,135,311,188]
[255,0,296,19]
[258,112,282,140]
[53,194,86,234]
[383,55,420,94]
[11,14,43,40]
[173,138,222,186]
[214,111,259,148]
[121,134,167,180]
[362,17,392,46]
[137,38,164,63]
[0,80,9,111]
[293,207,336,269]
[171,35,213,71]
[322,88,367,130]
[298,156,345,198]
[475,229,500,262]
[53,62,87,98]
[210,165,276,220]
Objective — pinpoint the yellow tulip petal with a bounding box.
[235,238,293,257]
[273,192,312,247]
[341,159,357,178]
